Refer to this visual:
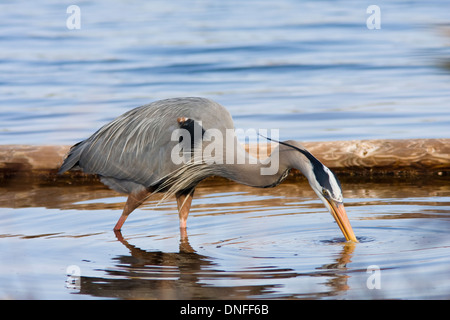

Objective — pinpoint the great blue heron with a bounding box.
[59,97,357,242]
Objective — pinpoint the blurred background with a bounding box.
[1,0,449,145]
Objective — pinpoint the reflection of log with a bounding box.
[0,138,449,182]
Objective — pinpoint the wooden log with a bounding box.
[0,139,449,182]
[246,138,450,176]
[302,139,450,174]
[0,145,68,172]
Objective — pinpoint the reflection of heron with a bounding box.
[59,97,357,242]
[75,232,356,299]
[76,231,289,299]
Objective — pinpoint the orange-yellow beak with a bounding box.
[327,199,358,242]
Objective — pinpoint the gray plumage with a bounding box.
[60,97,233,194]
[59,97,357,242]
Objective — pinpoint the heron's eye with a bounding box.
[322,188,330,197]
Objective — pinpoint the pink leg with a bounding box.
[113,188,152,231]
[176,190,194,231]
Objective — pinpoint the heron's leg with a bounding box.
[113,187,152,231]
[176,189,195,231]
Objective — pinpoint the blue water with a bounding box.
[1,0,450,144]
[1,178,449,299]
[1,0,450,301]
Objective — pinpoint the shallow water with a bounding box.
[0,0,450,300]
[0,177,449,299]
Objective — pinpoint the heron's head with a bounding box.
[281,140,358,242]
[310,164,358,243]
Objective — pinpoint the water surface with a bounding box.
[1,0,450,144]
[0,0,449,300]
[1,177,449,299]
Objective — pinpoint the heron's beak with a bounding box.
[327,199,358,242]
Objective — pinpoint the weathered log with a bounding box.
[246,139,450,177]
[302,139,450,174]
[0,139,448,182]
[0,145,68,172]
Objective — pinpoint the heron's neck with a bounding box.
[216,143,296,188]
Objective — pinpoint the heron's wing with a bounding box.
[59,97,234,192]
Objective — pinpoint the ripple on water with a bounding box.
[1,177,450,299]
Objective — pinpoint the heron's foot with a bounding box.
[113,214,128,231]
[180,216,188,238]
[180,226,188,240]
[113,229,125,242]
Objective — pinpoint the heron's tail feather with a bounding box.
[58,141,86,174]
